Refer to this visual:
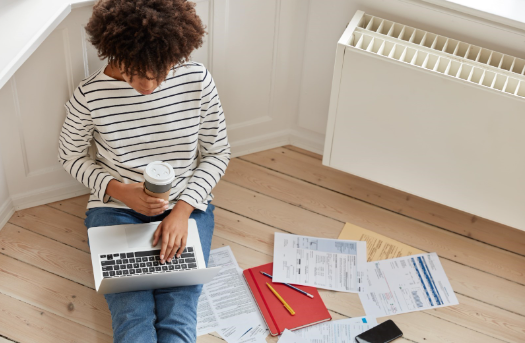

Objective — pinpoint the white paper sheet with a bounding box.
[220,319,268,343]
[294,316,378,343]
[272,233,367,292]
[196,246,268,342]
[277,329,307,343]
[359,252,459,317]
[196,290,220,336]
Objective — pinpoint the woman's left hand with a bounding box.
[153,200,194,263]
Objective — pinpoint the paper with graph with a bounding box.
[272,232,367,292]
[359,252,459,317]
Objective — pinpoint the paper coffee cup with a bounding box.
[143,161,175,201]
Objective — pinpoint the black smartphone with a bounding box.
[355,320,403,343]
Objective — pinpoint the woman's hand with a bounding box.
[106,180,169,216]
[153,200,194,263]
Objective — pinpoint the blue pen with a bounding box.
[260,271,314,298]
[239,327,253,339]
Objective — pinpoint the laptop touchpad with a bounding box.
[125,225,160,249]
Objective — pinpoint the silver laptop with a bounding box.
[88,219,221,294]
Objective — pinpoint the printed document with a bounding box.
[220,321,268,343]
[359,252,459,317]
[294,316,378,343]
[196,246,267,341]
[338,222,423,261]
[277,329,307,343]
[272,232,367,292]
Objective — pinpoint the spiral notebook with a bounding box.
[243,263,331,336]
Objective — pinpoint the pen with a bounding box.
[239,327,252,339]
[267,282,295,315]
[260,271,314,298]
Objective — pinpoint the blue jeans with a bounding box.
[85,204,215,343]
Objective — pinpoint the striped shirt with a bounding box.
[58,62,230,211]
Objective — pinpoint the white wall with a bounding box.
[0,65,11,229]
[0,151,13,229]
[293,0,525,153]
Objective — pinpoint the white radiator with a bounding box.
[323,11,525,231]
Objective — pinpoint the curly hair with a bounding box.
[86,0,206,83]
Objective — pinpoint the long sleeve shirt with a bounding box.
[58,62,230,211]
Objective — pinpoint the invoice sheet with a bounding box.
[359,252,459,317]
[294,316,378,343]
[277,329,307,343]
[272,232,367,292]
[196,246,268,341]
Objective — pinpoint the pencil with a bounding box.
[266,282,295,315]
[260,271,314,298]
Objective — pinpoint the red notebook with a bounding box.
[243,263,331,336]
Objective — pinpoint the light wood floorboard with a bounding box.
[0,145,523,342]
[278,146,524,256]
[221,158,525,285]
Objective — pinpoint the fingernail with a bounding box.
[160,255,164,260]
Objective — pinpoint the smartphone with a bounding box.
[355,320,403,343]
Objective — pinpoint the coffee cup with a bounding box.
[143,161,175,201]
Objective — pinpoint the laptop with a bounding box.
[88,219,221,294]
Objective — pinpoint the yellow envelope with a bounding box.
[338,222,424,262]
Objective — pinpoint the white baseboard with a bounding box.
[230,129,292,158]
[289,129,325,156]
[11,182,90,211]
[0,197,15,231]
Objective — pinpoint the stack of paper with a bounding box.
[196,246,268,343]
[196,223,459,342]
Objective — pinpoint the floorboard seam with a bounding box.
[44,204,85,220]
[215,206,295,235]
[0,334,18,343]
[0,291,112,339]
[6,222,90,255]
[423,311,511,343]
[209,333,226,341]
[456,293,525,318]
[282,146,322,160]
[238,156,525,258]
[0,251,95,291]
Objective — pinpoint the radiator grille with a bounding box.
[347,14,525,97]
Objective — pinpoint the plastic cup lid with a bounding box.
[144,161,175,185]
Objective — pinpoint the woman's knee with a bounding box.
[84,207,140,229]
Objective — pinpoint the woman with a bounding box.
[57,0,229,341]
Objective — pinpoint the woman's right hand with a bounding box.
[106,180,169,216]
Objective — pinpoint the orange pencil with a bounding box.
[266,282,295,315]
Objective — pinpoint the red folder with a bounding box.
[243,263,331,336]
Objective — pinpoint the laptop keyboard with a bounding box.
[100,247,197,278]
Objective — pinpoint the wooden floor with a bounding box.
[1,145,524,343]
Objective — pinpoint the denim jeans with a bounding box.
[84,204,215,343]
